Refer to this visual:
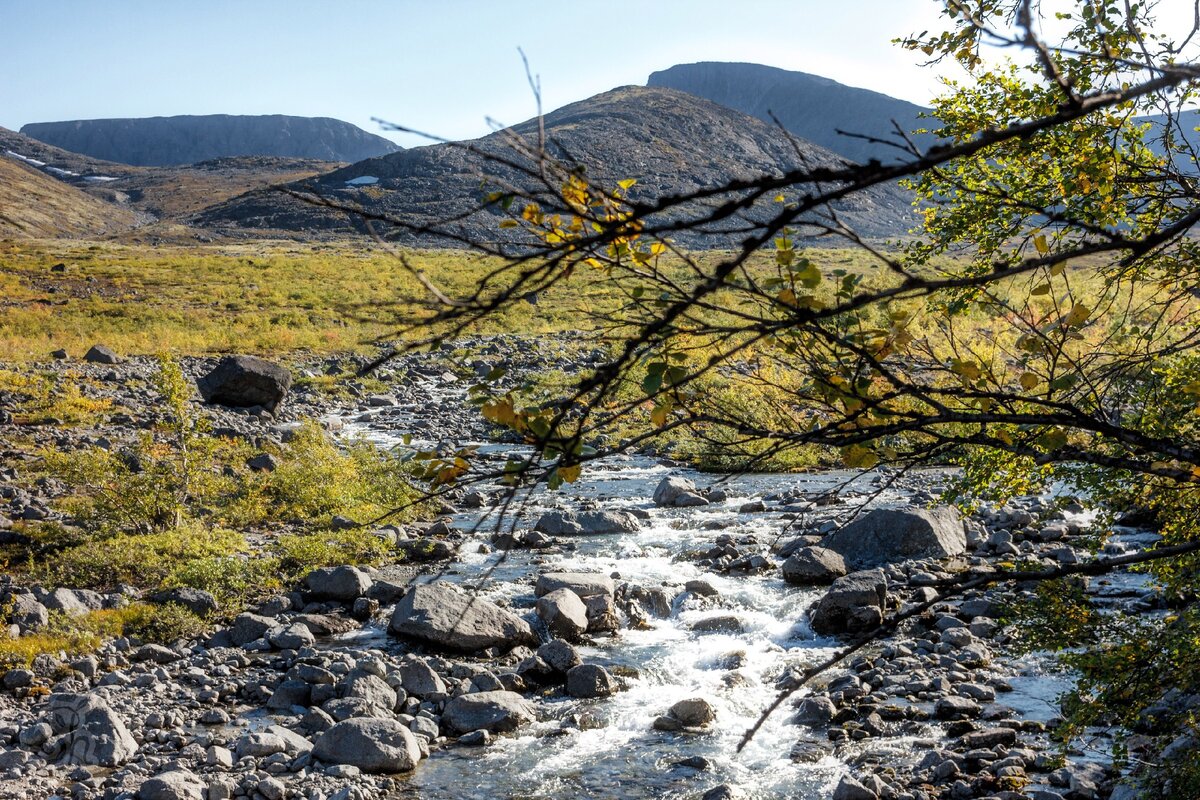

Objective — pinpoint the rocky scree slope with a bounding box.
[21,115,400,167]
[194,86,916,246]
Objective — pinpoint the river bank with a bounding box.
[0,341,1162,800]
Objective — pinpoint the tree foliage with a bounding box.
[306,0,1200,792]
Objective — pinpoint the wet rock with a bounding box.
[442,690,535,734]
[84,345,121,365]
[565,664,617,698]
[305,565,373,601]
[197,354,292,412]
[313,718,422,773]
[659,697,715,729]
[536,588,589,641]
[653,475,708,507]
[782,546,848,585]
[387,583,535,653]
[47,693,138,767]
[809,569,887,635]
[793,696,837,727]
[537,639,582,674]
[689,615,744,634]
[535,572,614,598]
[534,509,640,536]
[822,506,966,568]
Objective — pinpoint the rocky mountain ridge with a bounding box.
[648,62,937,164]
[20,115,400,167]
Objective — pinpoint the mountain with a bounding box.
[1,126,337,240]
[0,156,136,239]
[648,62,935,164]
[195,86,915,245]
[20,115,400,167]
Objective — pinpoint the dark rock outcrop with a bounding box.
[196,355,292,413]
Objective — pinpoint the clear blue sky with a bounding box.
[1,0,956,147]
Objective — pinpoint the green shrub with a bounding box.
[272,529,393,583]
[231,420,422,527]
[36,524,248,591]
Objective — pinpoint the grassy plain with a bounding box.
[0,239,891,361]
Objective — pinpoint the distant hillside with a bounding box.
[0,156,136,239]
[648,62,936,164]
[21,115,401,167]
[195,86,915,246]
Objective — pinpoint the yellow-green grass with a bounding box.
[0,239,894,361]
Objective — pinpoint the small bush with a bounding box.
[35,524,248,591]
[272,529,393,583]
[0,603,206,669]
[231,420,421,527]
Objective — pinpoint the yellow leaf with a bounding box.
[1064,303,1091,327]
[499,219,520,229]
[777,288,797,307]
[617,179,637,191]
[650,404,669,428]
[1031,283,1051,296]
[558,464,582,483]
[1034,234,1049,255]
[1019,372,1039,390]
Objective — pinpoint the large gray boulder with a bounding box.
[84,344,121,365]
[8,593,49,630]
[534,509,640,536]
[312,718,421,773]
[822,507,965,568]
[809,569,888,636]
[387,583,535,653]
[197,355,292,413]
[534,572,615,598]
[781,546,848,585]
[304,565,373,601]
[535,588,589,641]
[441,690,535,734]
[137,769,204,800]
[47,693,138,767]
[652,476,708,507]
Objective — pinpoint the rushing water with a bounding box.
[339,411,938,799]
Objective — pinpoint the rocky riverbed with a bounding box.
[0,339,1167,800]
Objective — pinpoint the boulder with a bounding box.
[782,546,848,585]
[655,697,716,729]
[387,583,535,653]
[396,658,446,696]
[229,613,276,646]
[8,593,49,629]
[653,475,706,507]
[821,507,966,568]
[313,718,421,773]
[566,664,617,698]
[84,345,121,365]
[534,509,640,536]
[148,587,218,616]
[196,355,292,412]
[137,769,204,800]
[441,690,535,734]
[808,569,888,636]
[47,693,138,767]
[537,639,582,674]
[305,565,373,601]
[534,572,614,598]
[536,588,589,641]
